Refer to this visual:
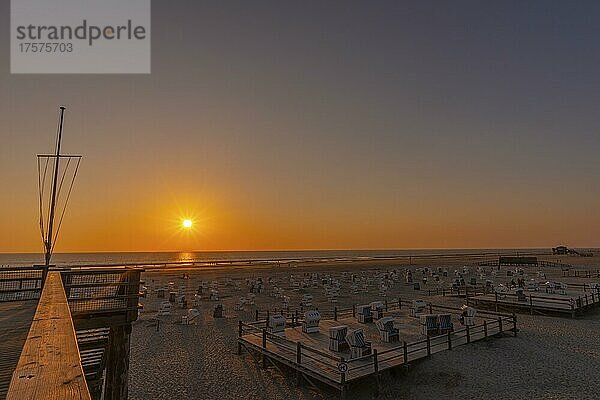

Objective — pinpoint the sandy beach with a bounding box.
[128,255,600,399]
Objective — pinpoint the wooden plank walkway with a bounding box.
[6,271,91,400]
[0,300,38,400]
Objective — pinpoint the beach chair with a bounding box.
[370,301,385,320]
[375,317,399,343]
[329,326,349,352]
[526,280,538,291]
[420,314,439,336]
[302,310,320,334]
[515,287,527,302]
[213,303,224,318]
[346,329,372,359]
[267,314,286,335]
[182,308,200,325]
[410,299,427,317]
[301,294,313,308]
[176,295,187,309]
[158,301,171,316]
[558,283,567,295]
[356,304,373,323]
[460,305,476,326]
[438,314,453,333]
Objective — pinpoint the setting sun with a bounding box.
[182,219,193,229]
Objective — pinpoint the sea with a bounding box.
[0,248,581,268]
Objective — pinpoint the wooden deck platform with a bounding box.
[469,290,600,317]
[238,300,517,397]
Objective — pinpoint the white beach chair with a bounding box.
[267,314,286,336]
[410,299,427,317]
[302,310,320,334]
[158,301,172,316]
[356,305,373,323]
[370,301,385,320]
[460,305,476,326]
[346,329,372,359]
[375,317,399,343]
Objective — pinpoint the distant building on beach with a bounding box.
[552,246,593,257]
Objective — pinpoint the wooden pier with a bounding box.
[238,300,517,398]
[0,265,142,400]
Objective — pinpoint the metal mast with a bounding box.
[38,106,81,267]
[44,106,66,266]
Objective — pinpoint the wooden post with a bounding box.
[447,331,452,350]
[498,317,503,333]
[428,304,433,314]
[512,314,517,336]
[296,342,302,364]
[340,358,347,400]
[105,325,132,400]
[399,297,402,310]
[466,325,471,343]
[495,292,498,312]
[373,349,380,395]
[373,349,378,373]
[334,306,338,321]
[262,329,267,369]
[255,309,259,321]
[384,300,388,312]
[529,294,533,315]
[483,320,487,337]
[352,304,356,318]
[238,321,243,355]
[426,335,431,357]
[266,310,270,327]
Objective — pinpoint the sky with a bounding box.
[1,1,599,253]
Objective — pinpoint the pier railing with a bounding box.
[0,266,47,302]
